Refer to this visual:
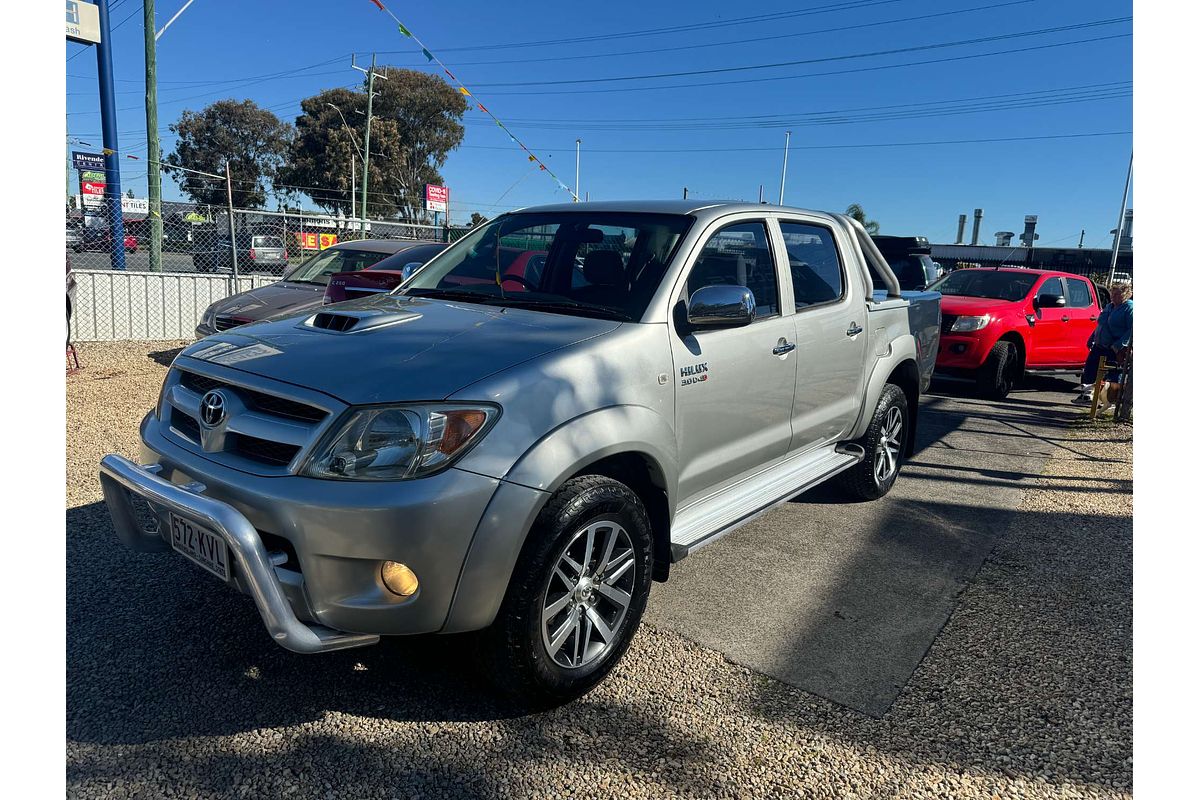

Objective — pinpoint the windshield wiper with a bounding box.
[488,297,633,321]
[404,287,498,303]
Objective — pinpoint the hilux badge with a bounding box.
[679,362,709,386]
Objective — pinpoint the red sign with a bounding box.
[296,232,339,251]
[82,181,105,196]
[425,184,448,213]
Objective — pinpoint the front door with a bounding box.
[670,219,798,505]
[777,218,869,452]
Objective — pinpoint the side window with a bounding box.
[1065,278,1093,308]
[778,221,844,308]
[1038,276,1066,301]
[687,221,779,318]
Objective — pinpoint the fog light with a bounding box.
[381,561,419,597]
[952,343,967,354]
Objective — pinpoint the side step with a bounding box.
[669,445,862,560]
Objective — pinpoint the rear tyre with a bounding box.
[479,475,653,707]
[834,383,908,501]
[976,340,1019,399]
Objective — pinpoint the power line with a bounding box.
[470,17,1131,88]
[479,32,1131,95]
[404,0,906,53]
[466,84,1131,132]
[363,0,1038,69]
[458,130,1132,154]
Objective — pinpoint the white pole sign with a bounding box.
[66,1,102,45]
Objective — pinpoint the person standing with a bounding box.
[1073,282,1133,404]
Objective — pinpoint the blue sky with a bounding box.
[65,0,1132,246]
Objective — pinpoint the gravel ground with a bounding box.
[66,341,1132,799]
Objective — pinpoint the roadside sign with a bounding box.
[73,151,106,172]
[425,184,449,213]
[121,197,149,215]
[66,1,101,45]
[318,233,338,250]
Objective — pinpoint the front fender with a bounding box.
[442,405,678,633]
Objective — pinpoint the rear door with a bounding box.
[1062,276,1100,366]
[1028,276,1069,366]
[776,217,868,453]
[669,218,798,504]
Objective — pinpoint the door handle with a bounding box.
[846,322,864,337]
[1061,315,1070,322]
[1089,315,1098,320]
[772,341,797,356]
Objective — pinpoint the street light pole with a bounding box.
[326,103,360,222]
[352,54,387,236]
[1106,152,1133,286]
[575,138,581,202]
[778,130,791,206]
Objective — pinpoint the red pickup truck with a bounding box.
[931,267,1108,399]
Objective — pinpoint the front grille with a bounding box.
[231,434,300,466]
[940,314,959,335]
[170,408,201,443]
[214,315,243,331]
[178,371,327,423]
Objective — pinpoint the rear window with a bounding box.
[252,236,283,248]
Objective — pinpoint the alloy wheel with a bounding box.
[874,405,904,486]
[540,520,636,669]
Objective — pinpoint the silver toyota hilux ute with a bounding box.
[100,201,940,703]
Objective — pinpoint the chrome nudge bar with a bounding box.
[98,454,379,654]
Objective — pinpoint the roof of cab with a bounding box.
[509,199,842,224]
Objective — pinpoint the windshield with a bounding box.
[283,248,394,285]
[929,269,1038,301]
[402,212,694,320]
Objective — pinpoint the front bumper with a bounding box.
[100,454,378,654]
[101,412,516,651]
[935,333,989,370]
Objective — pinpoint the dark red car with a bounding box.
[930,267,1106,398]
[323,242,456,304]
[73,227,138,253]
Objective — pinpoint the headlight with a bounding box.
[200,304,217,330]
[949,315,990,332]
[303,403,499,480]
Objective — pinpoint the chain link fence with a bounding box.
[67,200,471,341]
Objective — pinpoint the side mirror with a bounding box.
[400,261,424,281]
[1034,294,1066,309]
[687,285,756,328]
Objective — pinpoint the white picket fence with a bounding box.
[71,269,280,342]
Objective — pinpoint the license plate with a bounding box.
[170,513,231,582]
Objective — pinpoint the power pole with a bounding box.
[95,0,127,271]
[1078,229,1086,248]
[575,138,581,202]
[352,54,387,235]
[1105,153,1133,286]
[143,0,162,272]
[778,130,791,206]
[682,187,688,199]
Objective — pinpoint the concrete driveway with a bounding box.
[645,374,1088,717]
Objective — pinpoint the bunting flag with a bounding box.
[362,0,577,198]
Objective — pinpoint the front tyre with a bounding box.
[976,340,1019,399]
[835,383,908,501]
[480,475,653,706]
